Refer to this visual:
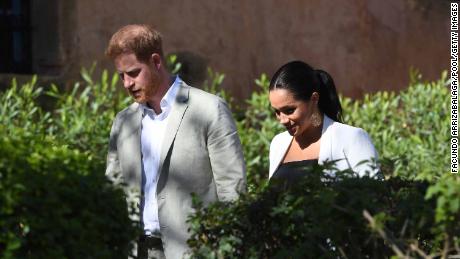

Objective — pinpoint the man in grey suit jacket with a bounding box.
[105,24,246,259]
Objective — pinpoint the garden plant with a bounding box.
[0,62,458,258]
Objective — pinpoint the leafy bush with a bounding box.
[1,64,457,258]
[187,70,459,258]
[341,70,450,180]
[0,68,137,258]
[236,74,283,191]
[47,65,131,168]
[187,166,441,258]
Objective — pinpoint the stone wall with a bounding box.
[1,0,450,100]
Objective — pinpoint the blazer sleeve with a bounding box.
[105,115,123,185]
[345,128,380,178]
[207,98,247,201]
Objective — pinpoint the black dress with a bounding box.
[270,159,318,190]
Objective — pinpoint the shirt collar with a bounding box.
[161,75,181,110]
[141,76,182,118]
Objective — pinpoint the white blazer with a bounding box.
[269,115,379,178]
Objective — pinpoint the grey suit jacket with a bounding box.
[106,80,246,258]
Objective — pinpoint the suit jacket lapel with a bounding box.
[123,102,143,190]
[157,82,190,183]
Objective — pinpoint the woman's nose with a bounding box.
[278,113,289,124]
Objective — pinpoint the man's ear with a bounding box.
[150,53,162,70]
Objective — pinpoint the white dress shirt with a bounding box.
[141,76,180,235]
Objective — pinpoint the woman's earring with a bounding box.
[311,112,322,128]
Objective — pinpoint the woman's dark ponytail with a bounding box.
[315,69,343,122]
[269,60,343,122]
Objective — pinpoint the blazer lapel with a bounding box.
[122,103,143,190]
[157,82,190,182]
[269,132,292,178]
[318,115,334,165]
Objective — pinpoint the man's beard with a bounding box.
[132,81,159,106]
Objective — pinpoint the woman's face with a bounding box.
[269,88,319,137]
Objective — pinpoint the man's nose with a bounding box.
[123,76,134,89]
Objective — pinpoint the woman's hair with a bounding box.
[269,60,343,122]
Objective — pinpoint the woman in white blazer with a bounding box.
[268,61,379,183]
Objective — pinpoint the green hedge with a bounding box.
[0,132,138,258]
[189,70,459,257]
[187,168,438,258]
[0,69,138,258]
[1,65,458,258]
[341,71,450,180]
